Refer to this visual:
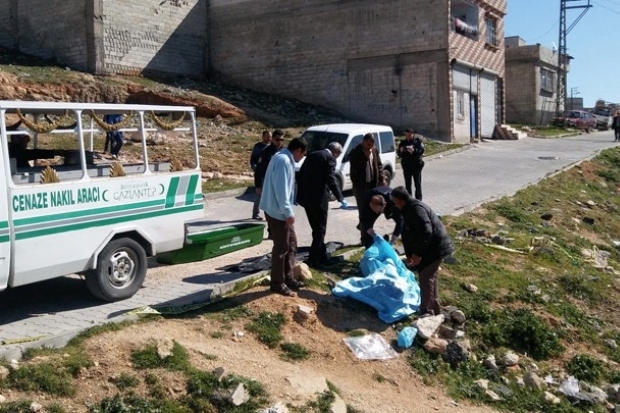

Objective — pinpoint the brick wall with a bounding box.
[209,0,449,136]
[0,0,13,49]
[0,0,88,70]
[102,0,207,77]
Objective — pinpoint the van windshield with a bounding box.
[300,131,348,153]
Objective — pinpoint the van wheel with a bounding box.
[85,238,147,302]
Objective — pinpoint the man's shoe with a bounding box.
[286,279,305,291]
[252,215,263,221]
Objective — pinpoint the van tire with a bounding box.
[85,238,147,302]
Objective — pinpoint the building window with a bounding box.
[457,91,465,118]
[451,0,479,40]
[485,16,498,46]
[540,68,555,92]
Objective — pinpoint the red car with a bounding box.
[557,110,597,132]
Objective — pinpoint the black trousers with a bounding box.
[304,205,328,264]
[360,211,380,248]
[403,162,424,201]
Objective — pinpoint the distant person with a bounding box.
[612,111,620,142]
[297,142,348,268]
[103,114,124,159]
[254,129,285,196]
[359,182,403,249]
[250,130,272,220]
[397,128,425,200]
[8,134,57,168]
[349,133,383,225]
[259,137,308,297]
[390,186,454,317]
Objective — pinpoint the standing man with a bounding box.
[260,137,308,297]
[349,133,383,225]
[254,129,285,195]
[390,186,454,317]
[397,128,425,200]
[359,183,403,249]
[103,114,124,159]
[297,142,348,268]
[250,130,272,220]
[612,111,620,142]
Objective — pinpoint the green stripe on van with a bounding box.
[0,221,8,229]
[165,177,180,209]
[16,203,203,240]
[0,235,8,243]
[14,199,164,227]
[185,174,199,206]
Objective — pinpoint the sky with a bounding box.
[504,0,619,107]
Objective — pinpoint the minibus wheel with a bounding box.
[86,238,147,301]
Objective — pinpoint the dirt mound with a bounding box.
[128,90,246,120]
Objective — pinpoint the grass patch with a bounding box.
[210,331,225,339]
[290,390,336,413]
[111,372,139,391]
[565,354,604,384]
[280,343,311,361]
[246,312,286,348]
[8,362,75,396]
[131,340,191,371]
[202,178,249,194]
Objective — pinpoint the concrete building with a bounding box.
[0,0,207,77]
[0,0,507,142]
[505,36,571,125]
[210,0,506,142]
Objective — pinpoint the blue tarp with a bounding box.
[332,235,421,323]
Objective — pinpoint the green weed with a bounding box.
[8,362,75,396]
[246,312,286,348]
[280,343,311,361]
[130,340,190,371]
[565,355,604,384]
[111,372,139,391]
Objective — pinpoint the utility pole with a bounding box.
[570,87,580,110]
[556,0,592,115]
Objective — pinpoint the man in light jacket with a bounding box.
[260,137,308,297]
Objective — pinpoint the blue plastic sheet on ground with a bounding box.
[332,235,421,323]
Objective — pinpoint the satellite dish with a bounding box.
[551,41,558,53]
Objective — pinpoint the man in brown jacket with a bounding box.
[349,133,383,225]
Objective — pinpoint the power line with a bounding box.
[600,0,620,7]
[528,19,559,42]
[593,1,620,14]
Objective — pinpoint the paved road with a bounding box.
[1,131,617,359]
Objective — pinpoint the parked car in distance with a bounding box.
[295,124,396,195]
[553,110,597,132]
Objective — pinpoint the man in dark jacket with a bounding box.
[349,133,383,224]
[397,128,425,200]
[254,129,284,195]
[297,142,348,267]
[391,186,454,316]
[250,130,272,220]
[359,184,403,249]
[612,111,620,142]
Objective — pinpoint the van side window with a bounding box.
[379,131,395,154]
[342,134,363,162]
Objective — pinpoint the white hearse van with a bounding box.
[0,100,204,301]
[296,123,396,193]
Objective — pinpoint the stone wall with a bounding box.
[0,0,88,70]
[209,0,450,136]
[101,0,207,77]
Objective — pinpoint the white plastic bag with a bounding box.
[559,375,579,397]
[343,333,397,360]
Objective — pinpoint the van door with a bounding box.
[0,113,12,290]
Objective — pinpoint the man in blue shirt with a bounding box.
[260,137,308,297]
